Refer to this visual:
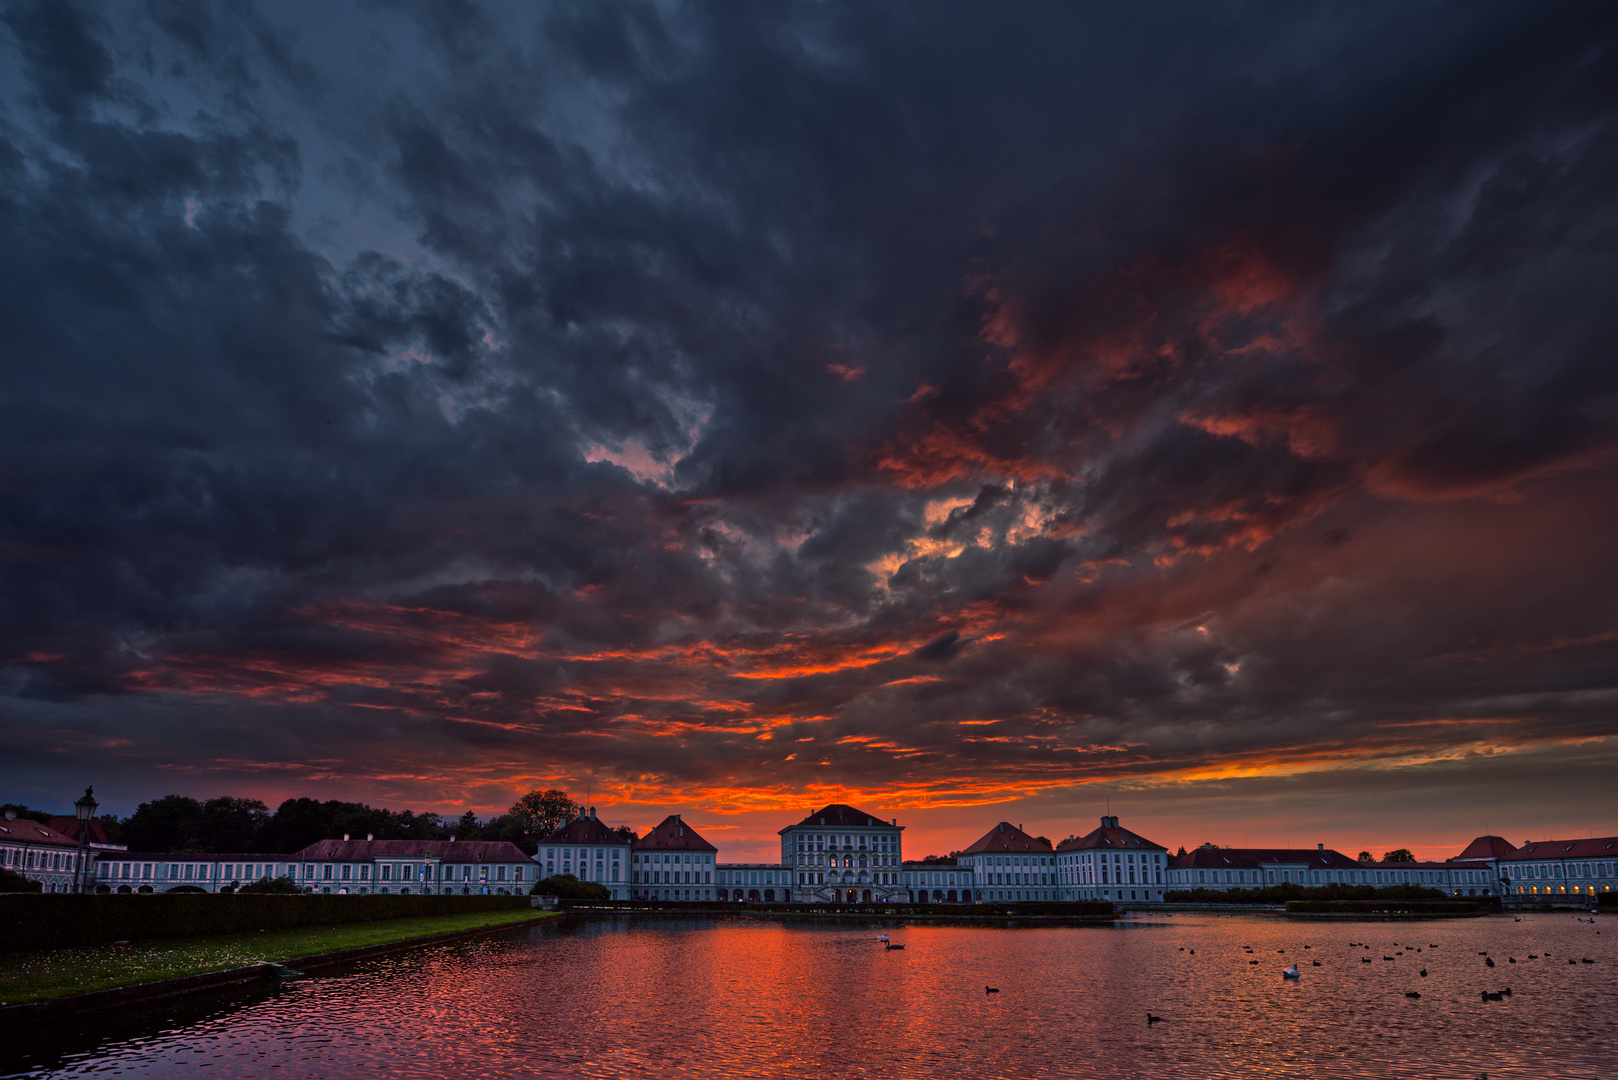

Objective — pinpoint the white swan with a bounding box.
[1281,964,1300,979]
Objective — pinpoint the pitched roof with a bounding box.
[1454,835,1519,860]
[780,804,899,833]
[1170,846,1360,871]
[114,852,289,861]
[542,813,630,846]
[0,816,79,848]
[633,814,717,852]
[959,822,1052,855]
[46,817,115,845]
[295,838,529,863]
[1501,837,1618,861]
[1055,816,1166,854]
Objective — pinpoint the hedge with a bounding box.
[1284,898,1490,915]
[0,893,531,952]
[1165,884,1451,905]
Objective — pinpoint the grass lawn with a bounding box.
[0,908,556,1005]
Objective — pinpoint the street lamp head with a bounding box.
[76,786,98,822]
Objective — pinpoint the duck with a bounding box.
[1485,958,1495,967]
[1147,1013,1164,1024]
[985,986,999,994]
[1481,991,1503,1001]
[1419,968,1427,977]
[1405,991,1420,999]
[1282,964,1300,979]
[1311,960,1321,967]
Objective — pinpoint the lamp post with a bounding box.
[74,786,98,894]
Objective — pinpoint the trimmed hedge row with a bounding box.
[1284,899,1490,914]
[1166,884,1451,905]
[564,899,1116,918]
[0,893,531,952]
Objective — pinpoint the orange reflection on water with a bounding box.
[19,913,1617,1079]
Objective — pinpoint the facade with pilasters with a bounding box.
[779,804,905,904]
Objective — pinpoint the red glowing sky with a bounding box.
[3,3,1617,861]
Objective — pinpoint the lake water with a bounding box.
[6,911,1615,1079]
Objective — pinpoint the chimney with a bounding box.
[450,835,456,843]
[343,833,350,841]
[1318,843,1324,851]
[3,810,14,820]
[366,833,373,841]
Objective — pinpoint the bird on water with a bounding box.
[1147,1013,1164,1024]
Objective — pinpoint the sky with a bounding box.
[2,1,1617,863]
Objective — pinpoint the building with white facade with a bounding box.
[779,804,905,904]
[957,822,1054,902]
[716,863,791,902]
[1,812,90,892]
[94,836,534,894]
[537,807,631,899]
[1056,815,1168,902]
[631,814,718,901]
[1498,836,1618,906]
[1169,844,1367,891]
[901,859,971,903]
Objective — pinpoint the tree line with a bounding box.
[1,789,630,857]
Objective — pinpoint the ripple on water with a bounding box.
[6,913,1616,1079]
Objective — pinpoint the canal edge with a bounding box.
[0,911,562,1022]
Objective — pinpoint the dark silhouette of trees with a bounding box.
[1381,848,1416,864]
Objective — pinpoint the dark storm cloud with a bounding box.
[2,0,1616,832]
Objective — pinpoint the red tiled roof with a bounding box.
[1501,837,1618,861]
[543,814,630,846]
[632,814,716,852]
[1379,860,1491,870]
[1454,835,1519,860]
[46,817,114,845]
[1055,817,1166,853]
[780,804,898,832]
[1170,847,1360,870]
[959,822,1052,855]
[295,838,529,863]
[0,816,79,848]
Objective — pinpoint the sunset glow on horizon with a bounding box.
[3,2,1616,863]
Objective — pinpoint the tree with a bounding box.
[1357,851,1375,863]
[508,790,581,841]
[613,825,638,843]
[199,797,271,852]
[265,797,334,853]
[531,873,609,900]
[0,803,53,824]
[1381,849,1416,864]
[1175,846,1188,858]
[0,867,42,893]
[123,795,208,852]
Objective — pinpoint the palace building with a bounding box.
[631,814,718,901]
[779,804,905,904]
[1,812,90,893]
[538,807,631,899]
[1057,816,1169,902]
[93,836,534,894]
[957,822,1053,903]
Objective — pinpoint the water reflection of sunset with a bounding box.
[21,915,1617,1078]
